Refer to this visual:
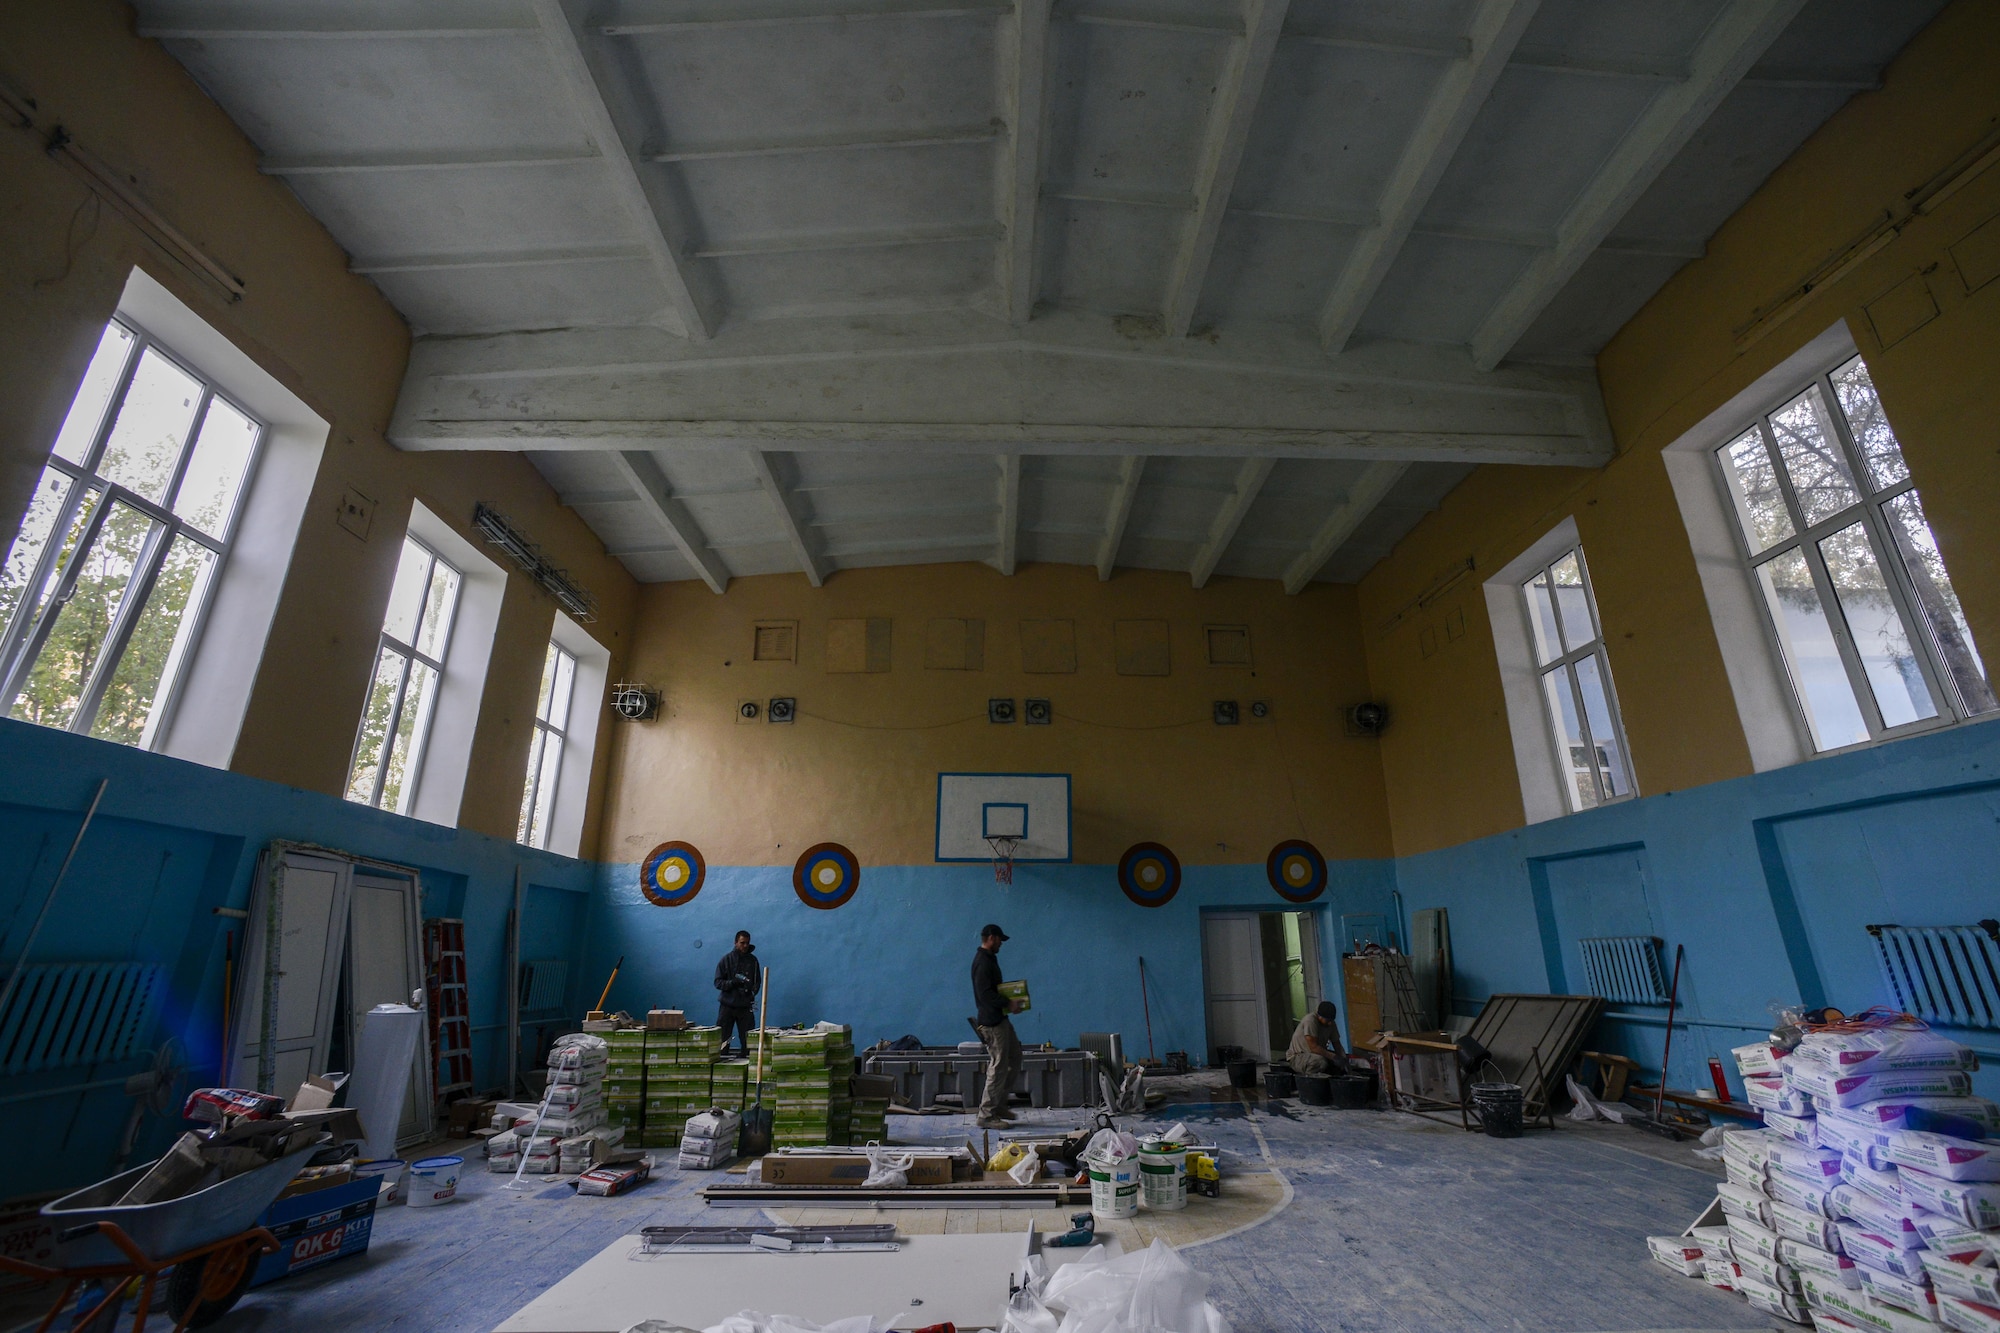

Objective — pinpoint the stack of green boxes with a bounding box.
[604,1030,648,1139]
[849,1081,890,1144]
[766,1025,854,1148]
[642,1025,723,1149]
[710,1056,751,1114]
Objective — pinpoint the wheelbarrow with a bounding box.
[1,1136,324,1331]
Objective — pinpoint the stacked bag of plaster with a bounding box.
[559,1125,626,1174]
[530,1034,609,1139]
[1737,1040,1822,1149]
[677,1108,741,1170]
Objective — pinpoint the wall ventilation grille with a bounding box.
[1577,935,1670,1005]
[1867,922,2000,1031]
[0,962,167,1076]
[519,960,570,1016]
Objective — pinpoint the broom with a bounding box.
[737,967,774,1157]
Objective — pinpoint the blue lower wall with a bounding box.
[6,711,1999,1197]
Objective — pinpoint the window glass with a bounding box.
[346,534,462,812]
[1717,428,1794,553]
[546,649,576,731]
[1880,491,1994,716]
[414,560,460,661]
[1817,522,1936,728]
[1573,655,1630,799]
[347,647,406,804]
[1830,357,1909,492]
[0,468,75,632]
[380,659,440,815]
[1767,387,1859,526]
[8,503,156,729]
[1526,572,1563,665]
[1548,552,1594,651]
[95,348,201,503]
[526,734,562,846]
[50,323,136,466]
[1753,549,1870,751]
[172,398,258,537]
[89,536,217,745]
[1540,667,1599,810]
[381,541,432,647]
[519,641,578,848]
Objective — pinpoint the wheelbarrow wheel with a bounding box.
[165,1239,259,1329]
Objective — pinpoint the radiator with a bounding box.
[0,962,167,1076]
[518,959,570,1015]
[1576,935,1670,1006]
[1867,922,2000,1031]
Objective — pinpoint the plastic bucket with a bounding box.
[1327,1075,1371,1109]
[355,1158,408,1204]
[407,1155,463,1207]
[1085,1156,1139,1219]
[1471,1082,1524,1139]
[1263,1068,1297,1098]
[1226,1059,1258,1089]
[1297,1074,1333,1105]
[1138,1142,1187,1213]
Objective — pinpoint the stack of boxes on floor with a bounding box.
[850,1074,892,1145]
[643,1026,725,1151]
[768,1024,854,1149]
[1647,1020,2000,1332]
[603,1029,647,1143]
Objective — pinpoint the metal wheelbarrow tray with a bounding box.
[41,1137,324,1268]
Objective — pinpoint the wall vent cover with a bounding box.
[1576,935,1670,1005]
[1867,922,2000,1031]
[0,962,167,1077]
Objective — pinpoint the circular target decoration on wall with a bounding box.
[793,842,861,911]
[1117,842,1181,908]
[640,841,706,907]
[1266,839,1327,903]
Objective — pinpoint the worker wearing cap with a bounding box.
[713,930,760,1058]
[971,924,1024,1128]
[1287,1000,1349,1076]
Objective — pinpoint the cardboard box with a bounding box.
[648,1009,688,1031]
[999,980,1031,1012]
[250,1174,378,1287]
[850,1074,896,1100]
[759,1153,952,1186]
[446,1098,498,1136]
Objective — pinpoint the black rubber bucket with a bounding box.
[1263,1068,1297,1098]
[1471,1081,1525,1138]
[1226,1059,1258,1089]
[1216,1044,1246,1065]
[1327,1074,1371,1109]
[1297,1074,1333,1105]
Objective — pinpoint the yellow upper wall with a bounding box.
[1359,0,2000,857]
[0,2,638,849]
[600,563,1391,868]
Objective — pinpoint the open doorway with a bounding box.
[1199,910,1324,1064]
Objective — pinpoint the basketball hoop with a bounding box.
[986,835,1022,885]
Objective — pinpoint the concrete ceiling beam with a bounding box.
[693,224,1002,260]
[1162,0,1290,338]
[260,150,599,175]
[606,450,731,594]
[647,125,1002,163]
[1469,0,1807,371]
[746,451,827,587]
[1095,455,1146,580]
[532,0,713,340]
[349,246,648,275]
[1317,0,1542,356]
[995,453,1022,575]
[1282,461,1411,593]
[1189,457,1274,589]
[1000,0,1052,323]
[600,2,1011,34]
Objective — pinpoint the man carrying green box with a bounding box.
[971,923,1024,1129]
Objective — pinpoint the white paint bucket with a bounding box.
[1086,1155,1139,1219]
[1138,1142,1187,1212]
[355,1158,408,1204]
[407,1155,463,1207]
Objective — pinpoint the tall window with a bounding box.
[518,642,577,848]
[1523,547,1635,812]
[0,320,262,747]
[346,538,460,812]
[1714,354,1993,753]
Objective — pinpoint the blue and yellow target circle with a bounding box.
[640,841,705,907]
[1266,839,1327,903]
[1118,842,1181,908]
[793,842,860,911]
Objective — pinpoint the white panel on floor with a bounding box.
[495,1233,1026,1332]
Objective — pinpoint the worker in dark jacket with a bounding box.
[971,924,1023,1128]
[713,930,760,1057]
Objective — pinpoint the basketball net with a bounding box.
[986,835,1022,885]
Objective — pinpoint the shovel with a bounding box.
[737,968,774,1157]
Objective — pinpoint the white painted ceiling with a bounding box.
[140,0,1942,592]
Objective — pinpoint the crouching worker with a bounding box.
[1286,1000,1349,1076]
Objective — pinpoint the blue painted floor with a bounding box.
[206,1087,1772,1333]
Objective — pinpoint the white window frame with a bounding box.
[1520,545,1637,812]
[518,639,577,849]
[346,535,461,814]
[536,610,609,858]
[1663,321,1992,769]
[0,317,265,747]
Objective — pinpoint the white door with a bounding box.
[229,850,352,1095]
[348,872,433,1148]
[1200,914,1269,1065]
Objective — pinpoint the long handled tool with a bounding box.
[1655,943,1685,1120]
[738,968,774,1157]
[588,954,624,1019]
[1138,956,1156,1063]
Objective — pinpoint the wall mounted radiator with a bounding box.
[1867,922,2000,1031]
[1576,935,1671,1006]
[0,962,167,1077]
[518,959,570,1016]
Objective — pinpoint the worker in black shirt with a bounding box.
[971,923,1023,1128]
[713,930,760,1057]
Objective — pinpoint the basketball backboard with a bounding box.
[936,773,1071,862]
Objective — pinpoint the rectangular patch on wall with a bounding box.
[1205,624,1252,666]
[1950,212,2000,295]
[753,621,798,662]
[1113,619,1170,676]
[1019,619,1077,674]
[826,618,892,673]
[923,618,985,670]
[1864,273,1939,349]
